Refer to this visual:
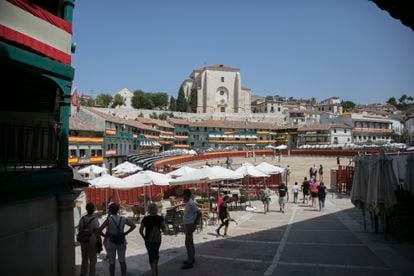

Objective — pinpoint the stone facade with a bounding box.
[181,64,251,114]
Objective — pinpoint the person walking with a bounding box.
[292,182,300,203]
[140,203,166,276]
[318,182,327,211]
[216,192,224,217]
[216,195,231,236]
[181,189,198,270]
[301,177,310,204]
[78,202,100,276]
[99,203,136,276]
[310,179,318,207]
[278,182,287,213]
[261,186,271,214]
[319,164,324,181]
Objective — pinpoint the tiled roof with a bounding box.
[69,116,103,132]
[136,117,174,129]
[188,119,279,130]
[194,64,240,72]
[86,108,158,132]
[168,118,190,125]
[299,124,352,131]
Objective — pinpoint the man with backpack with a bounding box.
[77,202,100,276]
[278,182,287,213]
[98,203,136,276]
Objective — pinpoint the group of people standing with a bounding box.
[297,176,327,211]
[77,188,200,276]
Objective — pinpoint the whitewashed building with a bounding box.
[315,97,343,115]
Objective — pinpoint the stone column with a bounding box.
[57,192,77,276]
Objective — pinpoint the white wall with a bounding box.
[330,128,352,144]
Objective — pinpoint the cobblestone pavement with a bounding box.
[76,194,414,276]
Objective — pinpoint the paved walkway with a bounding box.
[76,194,414,276]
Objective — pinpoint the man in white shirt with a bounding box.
[182,189,198,269]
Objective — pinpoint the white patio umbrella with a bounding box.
[166,165,197,178]
[235,163,269,178]
[404,154,414,195]
[78,164,108,176]
[366,152,398,215]
[236,163,270,205]
[170,166,243,185]
[89,174,123,188]
[112,161,143,175]
[275,145,287,150]
[255,162,285,175]
[122,170,171,207]
[351,156,370,208]
[122,170,171,187]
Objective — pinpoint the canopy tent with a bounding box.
[166,165,197,178]
[170,166,243,185]
[255,162,285,174]
[112,161,143,175]
[78,165,108,175]
[89,174,123,188]
[235,163,269,178]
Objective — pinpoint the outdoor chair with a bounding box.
[164,208,177,235]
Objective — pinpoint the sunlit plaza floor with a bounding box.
[75,155,414,275]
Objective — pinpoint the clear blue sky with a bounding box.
[72,0,414,104]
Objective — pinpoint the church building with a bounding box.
[181,64,251,113]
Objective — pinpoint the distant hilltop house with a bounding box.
[315,97,343,115]
[181,64,251,114]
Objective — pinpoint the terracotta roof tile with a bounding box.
[69,116,103,132]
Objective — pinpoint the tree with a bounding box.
[149,112,158,119]
[176,87,187,112]
[158,113,168,120]
[95,93,113,107]
[111,94,124,108]
[151,92,169,110]
[169,96,176,111]
[80,97,94,107]
[189,88,197,112]
[386,97,397,106]
[399,94,408,105]
[407,96,414,103]
[341,100,356,112]
[131,90,153,109]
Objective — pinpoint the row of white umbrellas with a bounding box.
[299,143,408,150]
[87,161,286,189]
[78,162,143,178]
